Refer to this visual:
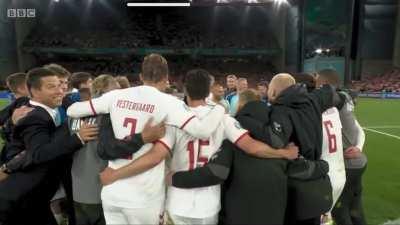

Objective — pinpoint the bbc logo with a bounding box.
[7,9,36,18]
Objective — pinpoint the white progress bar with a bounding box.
[127,2,191,7]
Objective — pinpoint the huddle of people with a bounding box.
[0,53,367,225]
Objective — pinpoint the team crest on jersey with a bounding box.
[273,121,282,133]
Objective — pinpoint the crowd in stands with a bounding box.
[31,56,275,93]
[23,8,277,50]
[352,69,400,93]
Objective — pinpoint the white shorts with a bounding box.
[167,212,218,225]
[330,175,346,209]
[102,203,163,225]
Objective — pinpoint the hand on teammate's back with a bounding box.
[141,117,166,143]
[0,170,8,182]
[12,106,34,125]
[281,142,299,160]
[78,122,99,142]
[344,146,361,159]
[165,171,175,186]
[99,167,118,186]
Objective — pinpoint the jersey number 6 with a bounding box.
[323,120,337,153]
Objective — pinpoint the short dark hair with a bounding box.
[141,54,169,82]
[6,73,26,93]
[26,68,56,92]
[43,63,71,78]
[317,69,340,87]
[226,74,237,80]
[184,69,211,100]
[292,73,316,91]
[257,81,268,88]
[70,72,93,89]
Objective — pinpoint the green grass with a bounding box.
[355,98,400,225]
[0,99,9,110]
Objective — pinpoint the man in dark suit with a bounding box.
[0,72,31,164]
[0,68,98,225]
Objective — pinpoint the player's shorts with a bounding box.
[164,211,218,225]
[329,174,346,209]
[102,203,163,225]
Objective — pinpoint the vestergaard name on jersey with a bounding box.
[116,99,155,113]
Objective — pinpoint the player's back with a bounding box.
[321,107,346,208]
[101,85,178,208]
[165,104,247,219]
[166,104,224,218]
[169,105,226,172]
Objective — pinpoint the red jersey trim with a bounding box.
[180,115,195,129]
[89,100,97,116]
[154,140,172,155]
[234,131,250,145]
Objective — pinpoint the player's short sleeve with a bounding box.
[156,125,177,155]
[67,90,116,118]
[223,116,249,145]
[164,97,196,128]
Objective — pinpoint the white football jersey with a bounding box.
[66,85,225,209]
[320,107,346,209]
[160,104,248,218]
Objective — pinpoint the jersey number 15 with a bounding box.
[187,140,210,170]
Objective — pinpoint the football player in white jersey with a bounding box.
[67,54,227,225]
[293,72,346,210]
[288,73,345,225]
[98,69,299,225]
[316,69,367,225]
[320,107,346,208]
[311,71,345,225]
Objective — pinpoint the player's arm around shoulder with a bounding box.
[166,97,225,139]
[311,84,343,112]
[99,126,175,186]
[67,89,118,118]
[225,114,298,160]
[169,140,234,189]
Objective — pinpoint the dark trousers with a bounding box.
[74,202,105,225]
[0,194,57,225]
[295,217,320,225]
[60,161,76,225]
[332,165,367,225]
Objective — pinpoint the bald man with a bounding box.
[236,73,343,225]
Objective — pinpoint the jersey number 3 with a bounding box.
[323,120,337,153]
